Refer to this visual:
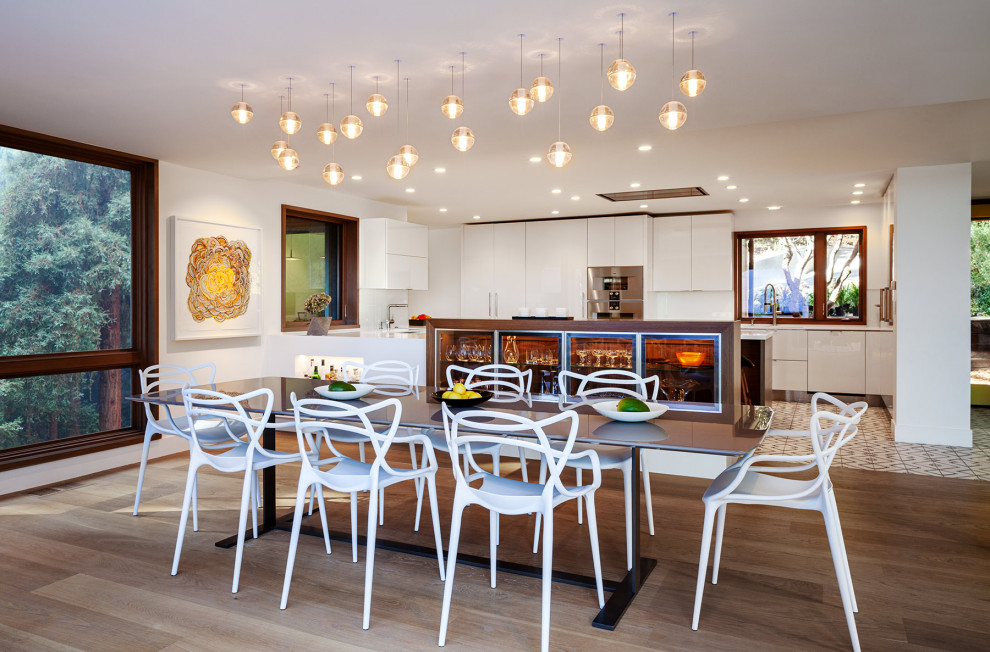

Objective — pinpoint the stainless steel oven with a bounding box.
[587,266,643,320]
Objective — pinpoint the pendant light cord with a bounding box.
[519,34,525,86]
[287,78,292,112]
[556,38,562,141]
[460,52,466,101]
[690,31,696,69]
[599,43,605,103]
[619,13,625,59]
[405,78,410,141]
[450,65,455,94]
[395,60,401,142]
[349,66,355,114]
[670,12,677,97]
[330,82,336,157]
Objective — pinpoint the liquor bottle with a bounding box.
[307,358,315,378]
[312,363,321,379]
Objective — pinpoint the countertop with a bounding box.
[741,323,893,332]
[320,328,426,340]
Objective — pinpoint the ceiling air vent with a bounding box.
[597,186,709,202]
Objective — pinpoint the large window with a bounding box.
[0,125,156,467]
[736,227,867,324]
[281,205,358,331]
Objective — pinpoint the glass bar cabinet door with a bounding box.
[564,333,638,396]
[641,334,721,412]
[435,330,495,386]
[498,331,563,396]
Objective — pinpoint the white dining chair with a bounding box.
[691,395,868,651]
[133,363,246,525]
[280,394,446,630]
[438,403,604,652]
[536,369,660,570]
[171,387,310,594]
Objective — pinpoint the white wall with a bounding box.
[893,163,972,446]
[408,227,461,319]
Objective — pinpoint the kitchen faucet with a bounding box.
[762,284,778,326]
[386,303,408,330]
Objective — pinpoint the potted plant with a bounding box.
[304,293,333,335]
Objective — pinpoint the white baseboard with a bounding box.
[893,422,973,447]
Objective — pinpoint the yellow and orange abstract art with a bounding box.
[185,235,252,323]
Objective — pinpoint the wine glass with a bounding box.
[605,350,619,368]
[592,348,604,367]
[577,349,588,366]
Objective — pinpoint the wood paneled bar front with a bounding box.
[426,319,741,413]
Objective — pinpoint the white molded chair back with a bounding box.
[446,363,533,393]
[558,368,659,401]
[344,360,418,396]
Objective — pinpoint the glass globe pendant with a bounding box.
[659,100,687,130]
[340,114,363,139]
[679,31,706,97]
[398,144,419,167]
[531,51,554,103]
[546,141,572,168]
[279,111,301,135]
[231,84,253,124]
[278,146,299,171]
[271,139,289,160]
[322,162,344,185]
[607,59,636,91]
[590,105,614,131]
[317,122,337,144]
[385,154,410,180]
[441,94,463,119]
[451,126,475,152]
[366,76,388,116]
[509,88,534,115]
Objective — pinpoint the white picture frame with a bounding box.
[170,215,262,340]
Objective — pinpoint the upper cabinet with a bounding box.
[652,213,733,291]
[587,215,647,267]
[460,222,527,319]
[360,218,429,290]
[526,219,588,318]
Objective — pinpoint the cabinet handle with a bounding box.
[488,292,493,317]
[581,292,586,318]
[495,292,499,318]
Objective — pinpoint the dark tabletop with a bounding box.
[128,377,773,457]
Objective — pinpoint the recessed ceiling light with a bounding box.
[472,215,481,220]
[551,210,560,215]
[767,205,782,211]
[640,204,649,208]
[405,188,415,193]
[351,175,362,180]
[529,156,541,163]
[739,198,750,203]
[638,145,652,151]
[850,200,861,204]
[852,190,863,195]
[571,195,580,200]
[726,185,737,190]
[551,188,562,194]
[439,208,448,212]
[717,175,729,181]
[630,183,641,188]
[854,183,866,188]
[434,167,446,173]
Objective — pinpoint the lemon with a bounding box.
[453,383,467,395]
[616,397,650,412]
[442,390,455,399]
[328,381,356,392]
[466,391,482,399]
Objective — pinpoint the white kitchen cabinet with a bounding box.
[807,330,866,394]
[587,215,647,267]
[773,360,809,391]
[526,219,588,318]
[771,328,807,391]
[360,218,429,290]
[460,222,526,318]
[866,331,895,396]
[652,214,732,291]
[773,329,808,361]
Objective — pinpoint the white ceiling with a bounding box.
[1,0,989,225]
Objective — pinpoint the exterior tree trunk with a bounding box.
[98,285,123,431]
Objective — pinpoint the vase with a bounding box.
[307,316,334,336]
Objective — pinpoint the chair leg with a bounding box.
[192,474,199,532]
[414,445,427,532]
[712,504,727,584]
[519,447,529,483]
[231,466,255,594]
[584,493,606,608]
[279,478,311,609]
[362,485,379,630]
[826,489,858,612]
[250,474,259,539]
[622,464,633,571]
[307,483,315,516]
[539,504,554,652]
[358,441,366,463]
[350,491,359,563]
[492,450,501,546]
[171,463,199,576]
[533,457,548,553]
[823,507,861,652]
[316,485,332,555]
[438,497,466,647]
[490,509,498,588]
[378,487,385,526]
[425,474,446,581]
[691,502,718,630]
[642,455,655,537]
[576,468,584,525]
[132,431,154,516]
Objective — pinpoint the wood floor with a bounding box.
[1,438,988,651]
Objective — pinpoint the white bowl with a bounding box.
[590,399,669,422]
[314,383,374,401]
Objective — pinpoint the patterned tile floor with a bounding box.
[756,402,990,481]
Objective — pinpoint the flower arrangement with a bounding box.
[303,292,332,315]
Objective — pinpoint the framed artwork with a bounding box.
[170,215,262,340]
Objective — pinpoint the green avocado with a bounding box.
[328,380,356,392]
[616,397,650,412]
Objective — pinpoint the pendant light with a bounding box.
[509,34,534,116]
[279,77,302,135]
[316,91,338,145]
[366,75,388,117]
[451,52,475,151]
[271,95,289,160]
[607,13,636,91]
[546,38,572,168]
[231,83,253,124]
[278,139,299,170]
[590,43,614,131]
[659,12,687,131]
[398,75,418,167]
[679,30,707,97]
[441,64,463,119]
[531,53,554,103]
[340,66,364,139]
[322,83,344,186]
[387,61,412,180]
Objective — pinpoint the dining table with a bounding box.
[128,376,773,631]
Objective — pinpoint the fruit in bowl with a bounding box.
[432,383,492,407]
[616,396,650,412]
[675,351,704,367]
[327,380,356,392]
[442,383,481,399]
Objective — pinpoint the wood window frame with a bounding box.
[734,226,868,325]
[280,204,359,332]
[0,124,158,470]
